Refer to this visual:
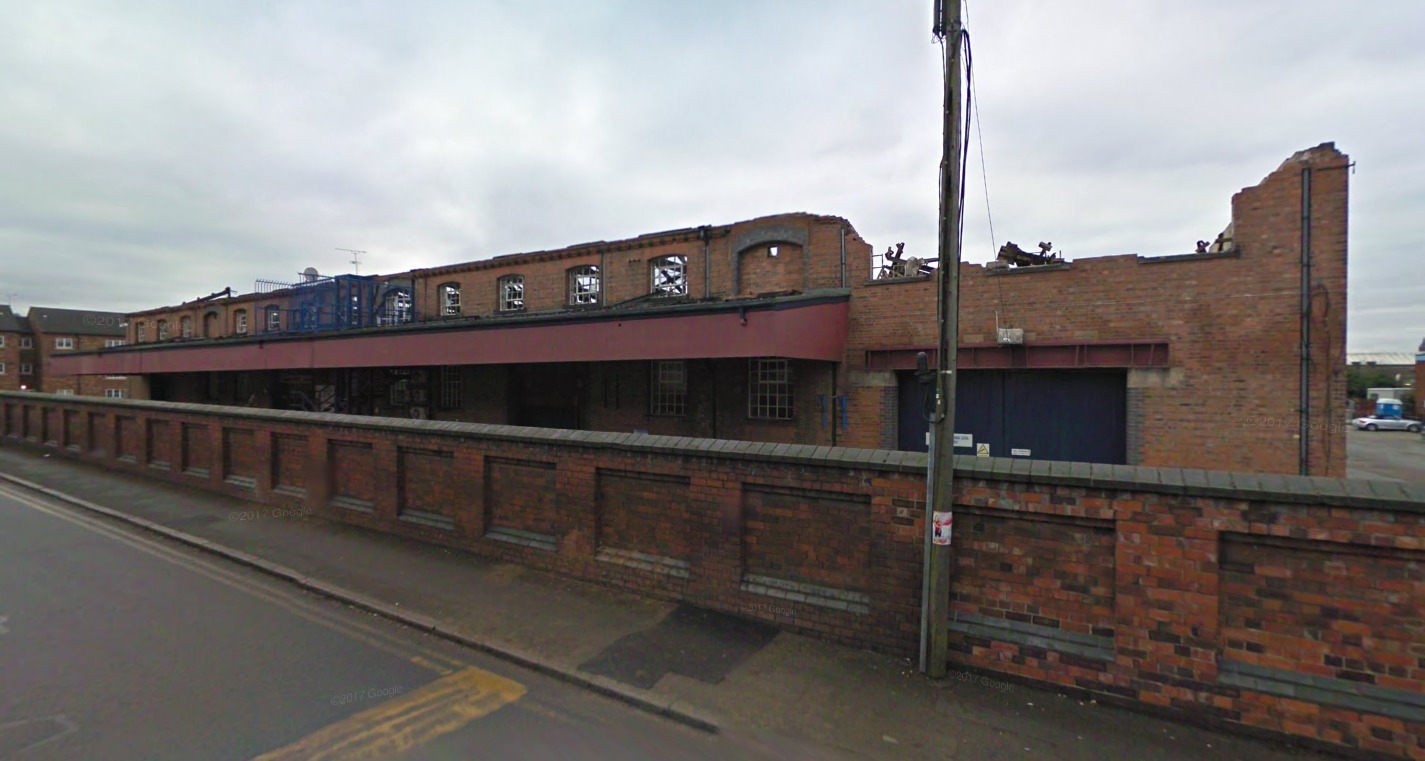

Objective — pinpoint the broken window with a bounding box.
[439,366,462,408]
[748,358,792,420]
[650,255,688,297]
[234,310,248,335]
[650,360,687,416]
[499,275,525,312]
[265,305,281,332]
[568,265,600,306]
[379,290,413,325]
[440,283,461,317]
[157,321,169,340]
[180,316,193,338]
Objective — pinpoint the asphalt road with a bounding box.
[1345,426,1425,483]
[0,483,799,761]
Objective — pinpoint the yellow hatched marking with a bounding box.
[251,668,526,761]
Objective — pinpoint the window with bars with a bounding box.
[499,275,525,312]
[439,366,462,408]
[389,378,409,406]
[650,360,687,416]
[568,265,600,306]
[650,255,688,297]
[440,283,461,316]
[748,358,793,420]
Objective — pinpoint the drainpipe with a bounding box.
[701,226,712,298]
[839,224,847,288]
[1298,167,1313,475]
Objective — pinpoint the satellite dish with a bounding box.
[302,267,319,283]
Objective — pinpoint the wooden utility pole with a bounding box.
[923,0,963,679]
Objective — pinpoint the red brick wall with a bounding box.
[842,145,1350,477]
[2,392,1417,757]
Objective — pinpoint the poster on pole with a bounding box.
[932,511,953,545]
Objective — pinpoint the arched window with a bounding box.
[439,282,461,317]
[498,275,525,312]
[234,309,248,335]
[136,322,147,342]
[202,311,219,337]
[651,255,687,297]
[568,265,600,306]
[157,320,169,340]
[379,290,413,325]
[265,305,281,333]
[180,316,193,338]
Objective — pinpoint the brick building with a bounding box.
[0,305,130,397]
[0,305,38,393]
[51,143,1350,476]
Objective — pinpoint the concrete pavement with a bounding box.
[0,445,1334,761]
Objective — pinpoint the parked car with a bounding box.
[1351,415,1422,432]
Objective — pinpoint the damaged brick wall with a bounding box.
[842,145,1349,477]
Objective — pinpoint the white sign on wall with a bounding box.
[975,443,991,457]
[1011,448,1031,457]
[953,433,973,448]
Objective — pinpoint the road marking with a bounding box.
[0,715,79,755]
[250,668,526,761]
[0,483,464,676]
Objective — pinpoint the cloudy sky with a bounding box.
[1,0,1421,351]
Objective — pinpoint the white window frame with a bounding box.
[568,266,601,306]
[379,291,413,325]
[55,337,75,350]
[19,336,33,349]
[0,336,5,348]
[105,389,127,399]
[651,255,688,297]
[0,362,5,374]
[105,339,125,348]
[56,389,74,396]
[748,358,793,420]
[440,283,461,317]
[20,363,34,375]
[105,375,128,380]
[136,323,147,342]
[180,316,193,338]
[157,321,169,340]
[235,310,248,335]
[650,360,688,416]
[265,306,281,332]
[499,275,525,312]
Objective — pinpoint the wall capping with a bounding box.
[4,392,1422,513]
